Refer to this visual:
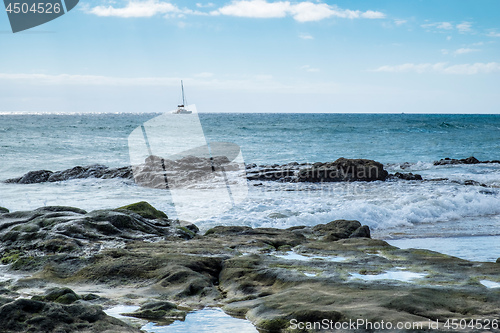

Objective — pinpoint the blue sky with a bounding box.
[1,0,499,113]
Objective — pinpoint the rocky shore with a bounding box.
[0,203,499,332]
[6,156,498,187]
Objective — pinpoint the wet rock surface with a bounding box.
[3,154,244,189]
[434,156,500,165]
[0,290,141,333]
[121,301,186,321]
[6,156,499,188]
[297,158,388,182]
[4,165,133,184]
[5,157,416,185]
[1,203,500,332]
[246,158,390,183]
[0,202,196,269]
[390,172,423,181]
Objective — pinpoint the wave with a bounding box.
[198,182,500,235]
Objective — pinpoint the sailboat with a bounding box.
[171,80,193,114]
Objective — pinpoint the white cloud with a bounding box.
[422,21,474,34]
[447,36,452,41]
[196,2,214,8]
[194,72,214,78]
[394,19,407,26]
[211,0,385,22]
[88,0,179,17]
[422,21,455,33]
[301,65,319,72]
[299,33,314,40]
[86,0,385,22]
[0,72,343,94]
[456,21,472,33]
[361,10,385,19]
[371,62,500,75]
[212,0,289,18]
[0,73,180,85]
[290,2,337,22]
[436,22,453,30]
[487,31,500,37]
[441,49,449,55]
[453,48,480,55]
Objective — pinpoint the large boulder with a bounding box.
[312,220,371,241]
[298,158,388,182]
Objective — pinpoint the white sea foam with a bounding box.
[3,175,499,240]
[199,180,500,238]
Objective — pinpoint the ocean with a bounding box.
[1,113,500,261]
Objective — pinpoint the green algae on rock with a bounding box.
[116,201,168,220]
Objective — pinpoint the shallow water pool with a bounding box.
[105,306,258,333]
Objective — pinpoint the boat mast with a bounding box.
[181,80,186,107]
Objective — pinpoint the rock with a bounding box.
[312,220,370,241]
[349,225,371,238]
[392,172,423,181]
[2,203,500,333]
[0,203,190,269]
[0,297,141,332]
[204,226,306,249]
[434,156,481,165]
[122,301,186,320]
[0,207,9,214]
[463,180,487,187]
[116,201,168,220]
[297,158,388,182]
[48,165,107,182]
[32,287,80,304]
[5,158,389,185]
[82,293,100,301]
[4,165,133,184]
[5,170,53,184]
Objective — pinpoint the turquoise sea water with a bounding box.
[1,113,500,261]
[2,113,499,175]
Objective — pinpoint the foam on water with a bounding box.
[1,167,500,240]
[199,180,500,237]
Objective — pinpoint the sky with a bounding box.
[0,0,499,113]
